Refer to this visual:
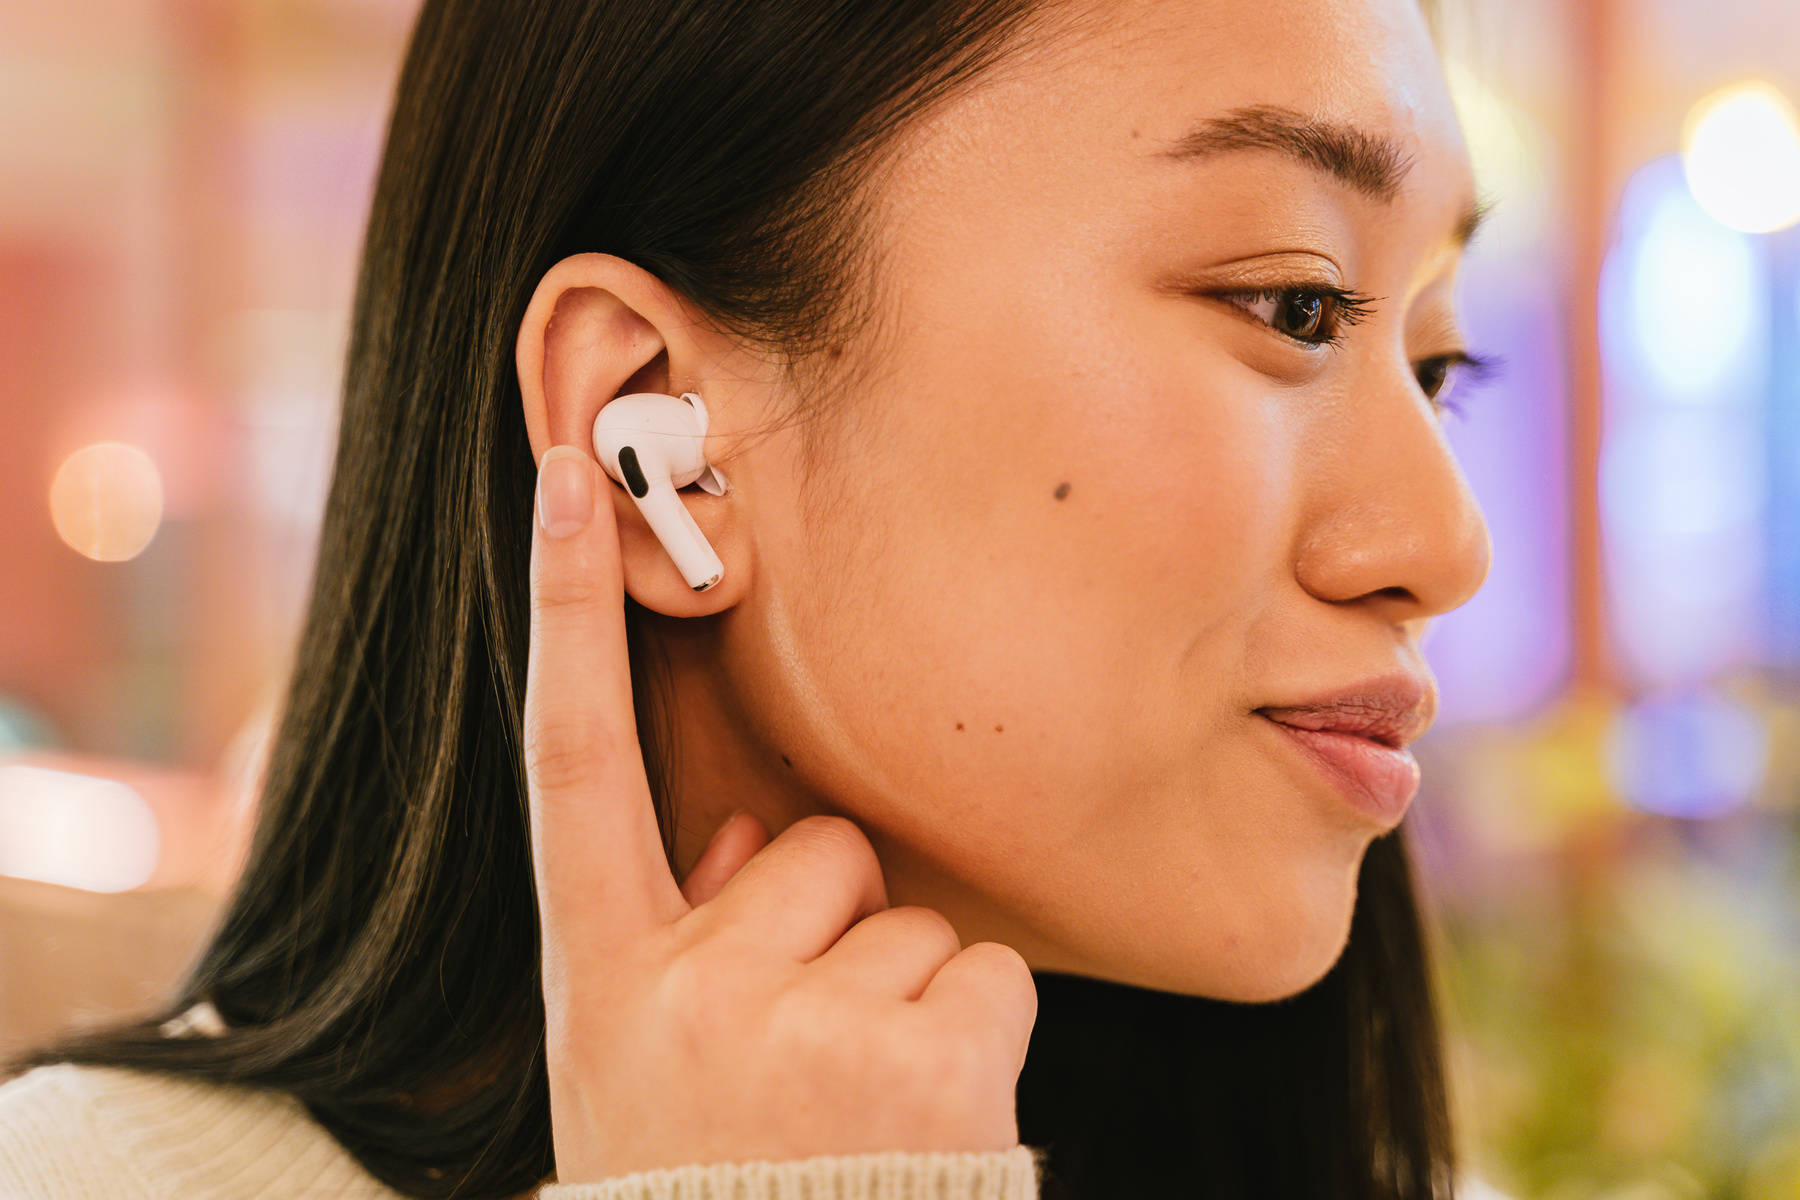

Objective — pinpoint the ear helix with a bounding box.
[592,392,729,592]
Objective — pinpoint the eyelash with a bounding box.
[1220,285,1376,348]
[1418,351,1502,419]
[1219,285,1502,417]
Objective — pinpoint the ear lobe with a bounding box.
[612,480,751,617]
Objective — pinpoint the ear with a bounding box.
[517,253,752,617]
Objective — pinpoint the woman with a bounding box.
[1,0,1491,1195]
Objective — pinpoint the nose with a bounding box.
[1292,366,1491,624]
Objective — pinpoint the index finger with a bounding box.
[525,445,688,945]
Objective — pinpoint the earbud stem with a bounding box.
[631,478,724,592]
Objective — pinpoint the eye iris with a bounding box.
[1276,293,1326,340]
[1417,359,1450,399]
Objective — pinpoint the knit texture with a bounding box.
[548,1149,1040,1200]
[0,1065,1039,1200]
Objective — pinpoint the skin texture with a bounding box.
[515,0,1489,1175]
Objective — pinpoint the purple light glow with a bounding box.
[1428,254,1571,724]
[1606,689,1768,819]
[1599,155,1771,689]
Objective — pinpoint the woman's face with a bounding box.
[667,0,1489,1001]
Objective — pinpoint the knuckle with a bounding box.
[772,983,858,1061]
[531,571,606,615]
[659,949,744,1030]
[921,1025,997,1097]
[885,906,962,956]
[969,945,1039,1036]
[522,718,612,794]
[660,948,713,998]
[785,815,879,873]
[787,814,868,852]
[965,940,1035,990]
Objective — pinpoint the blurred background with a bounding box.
[0,0,1797,1195]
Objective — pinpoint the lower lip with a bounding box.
[1265,719,1420,826]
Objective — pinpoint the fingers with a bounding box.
[526,446,688,946]
[920,942,1039,1070]
[680,811,770,907]
[699,815,889,961]
[809,906,962,1000]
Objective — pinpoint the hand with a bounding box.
[524,445,1038,1181]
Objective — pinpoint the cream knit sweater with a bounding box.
[0,1064,1040,1200]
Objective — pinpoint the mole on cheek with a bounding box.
[1053,482,1071,501]
[995,725,1004,733]
[955,723,965,732]
[781,754,793,767]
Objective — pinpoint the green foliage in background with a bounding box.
[1423,698,1800,1200]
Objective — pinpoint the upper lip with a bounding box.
[1255,674,1435,751]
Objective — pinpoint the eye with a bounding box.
[1413,351,1502,416]
[1225,287,1375,347]
[1415,356,1455,400]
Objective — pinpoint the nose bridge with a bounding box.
[1294,380,1491,618]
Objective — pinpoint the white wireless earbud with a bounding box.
[592,392,730,592]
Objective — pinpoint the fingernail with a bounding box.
[537,447,593,538]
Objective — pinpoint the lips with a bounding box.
[1257,678,1433,827]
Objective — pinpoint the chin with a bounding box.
[1217,927,1354,1003]
[1078,930,1351,1003]
[1094,859,1363,1003]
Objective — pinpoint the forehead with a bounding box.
[1042,0,1463,154]
[879,0,1472,224]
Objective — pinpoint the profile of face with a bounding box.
[520,0,1490,1003]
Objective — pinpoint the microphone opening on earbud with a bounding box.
[616,445,651,498]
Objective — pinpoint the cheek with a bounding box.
[741,266,1359,998]
[775,300,1301,844]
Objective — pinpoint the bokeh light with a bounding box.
[46,442,164,562]
[1682,81,1800,235]
[0,764,160,892]
[1620,165,1765,400]
[1606,690,1769,819]
[1600,156,1769,687]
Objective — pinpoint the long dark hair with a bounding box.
[27,1,1456,1196]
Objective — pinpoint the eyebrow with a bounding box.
[1163,105,1416,203]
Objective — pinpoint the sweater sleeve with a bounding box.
[539,1147,1040,1200]
[0,1064,402,1200]
[0,1065,1039,1200]
[0,1066,160,1200]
